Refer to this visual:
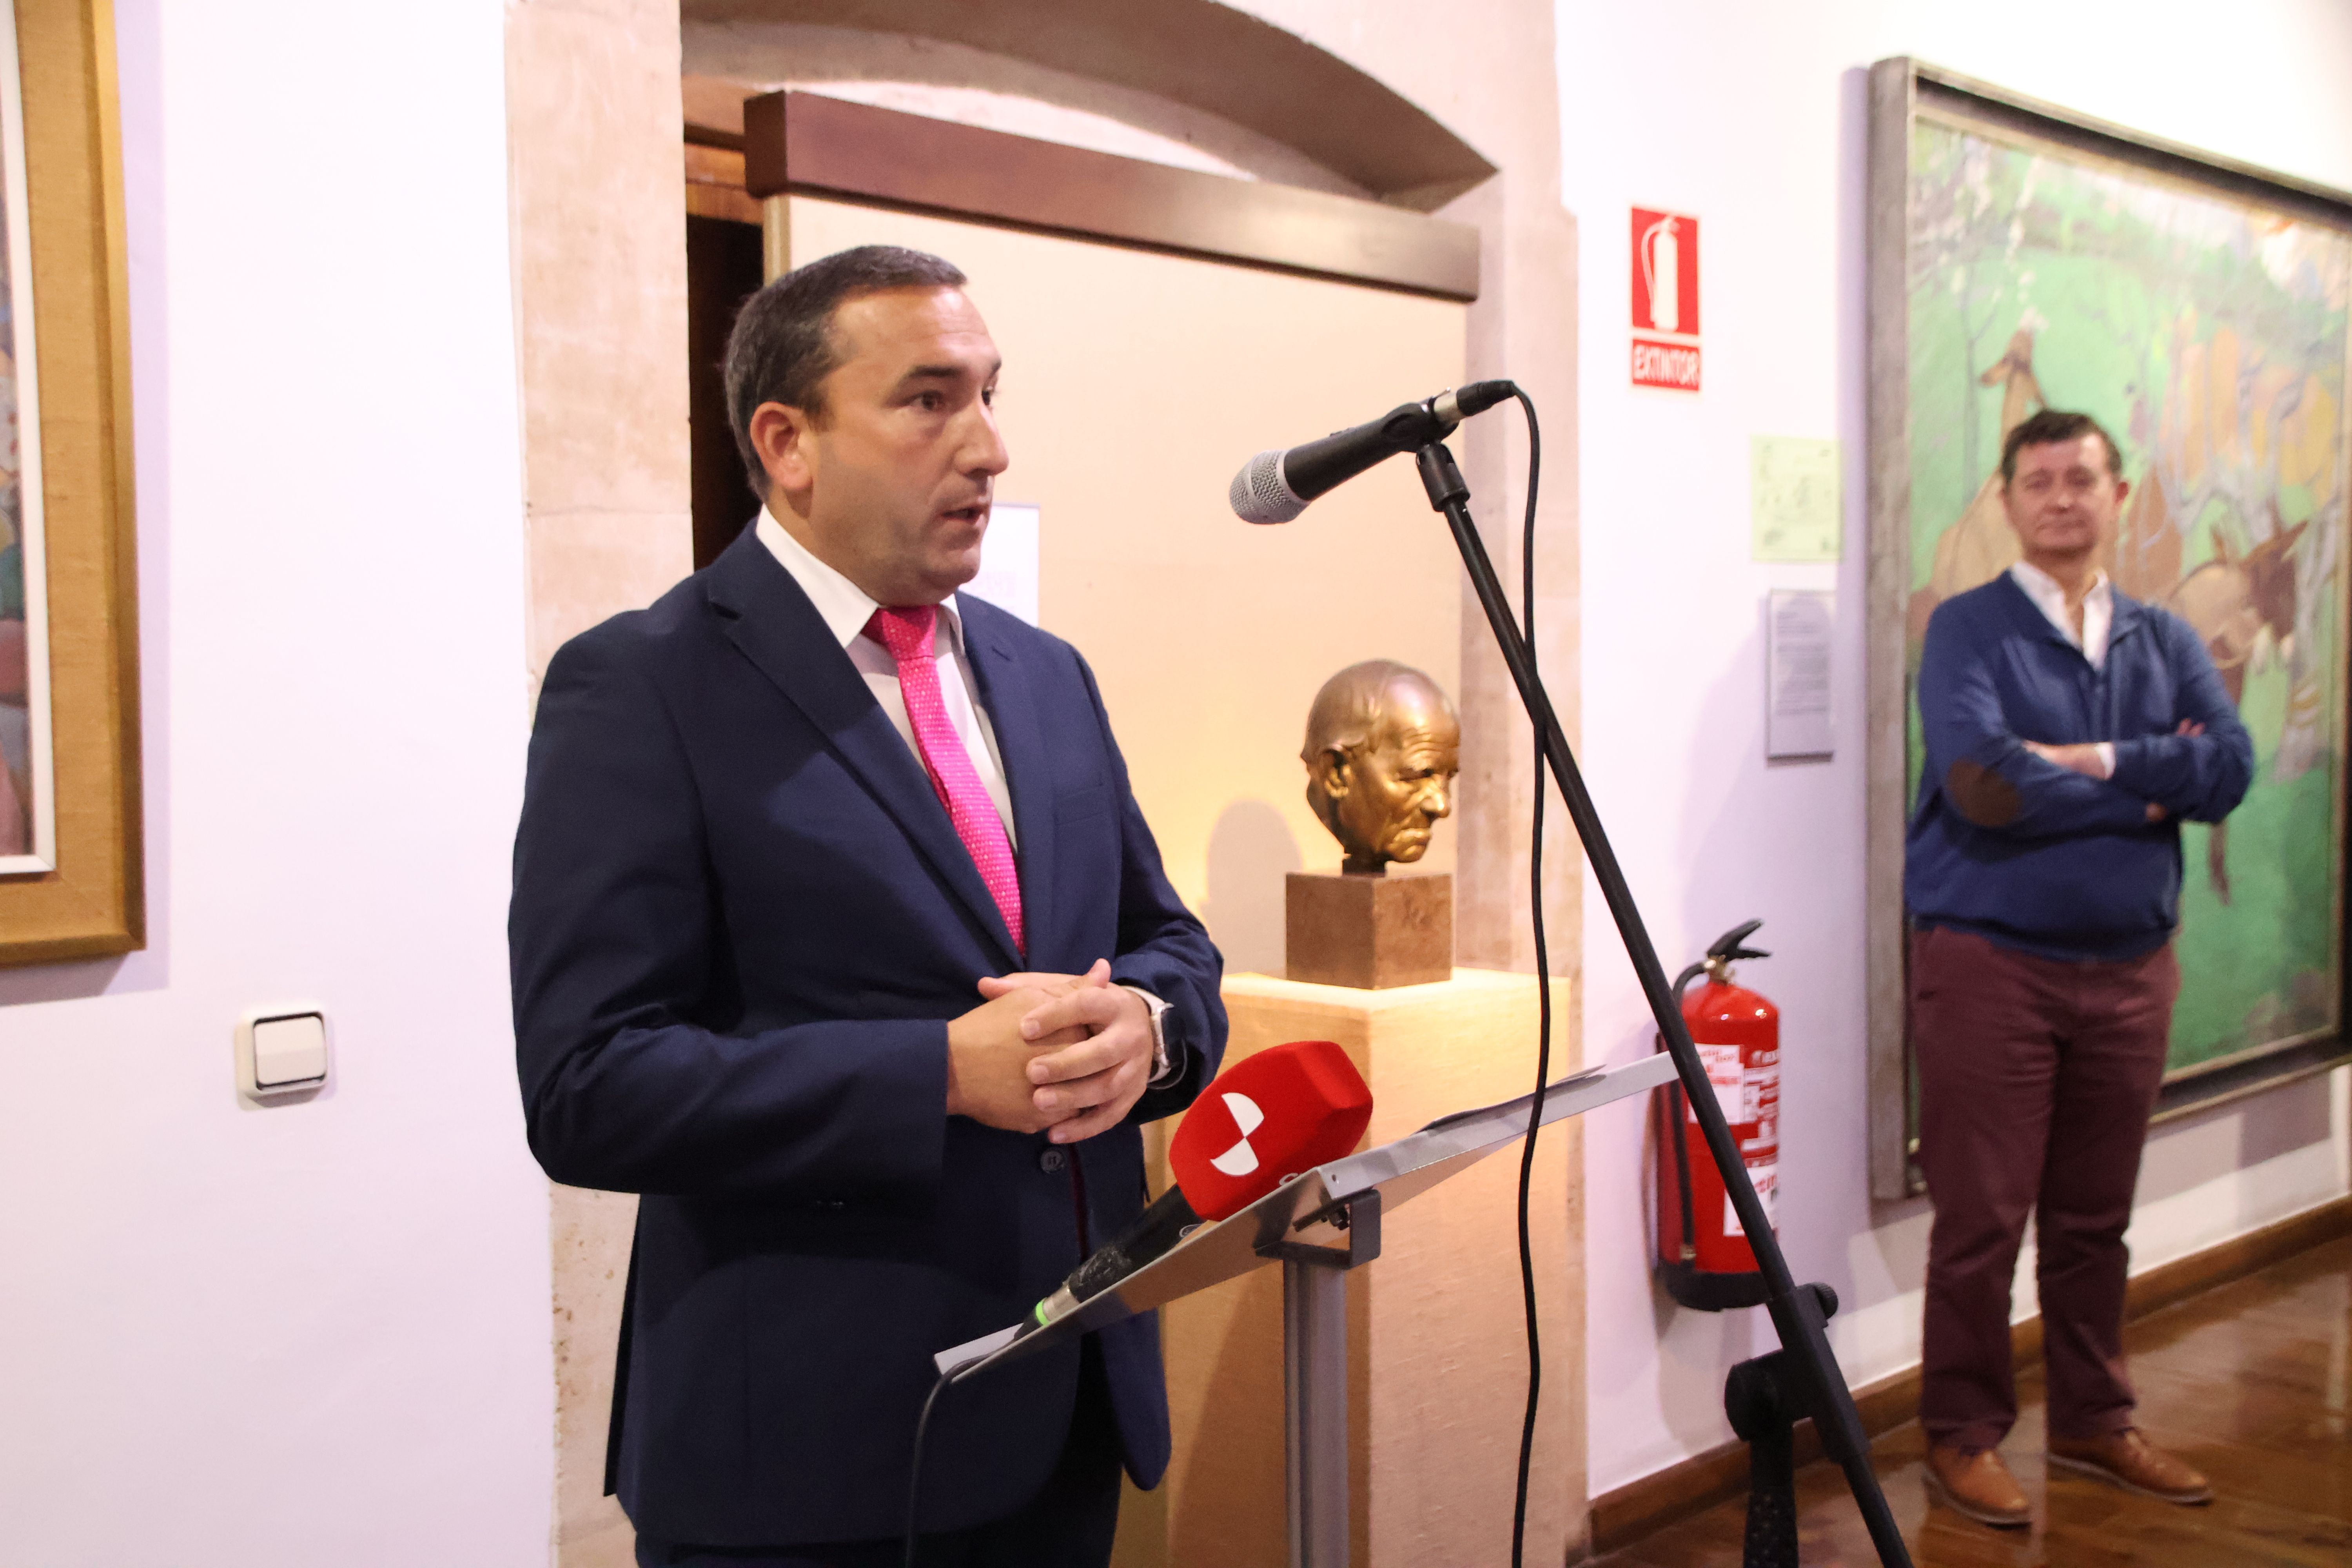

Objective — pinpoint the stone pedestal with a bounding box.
[1112,969,1582,1568]
[1286,871,1454,989]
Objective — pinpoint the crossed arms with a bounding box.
[1918,608,2254,840]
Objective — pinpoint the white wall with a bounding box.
[0,2,551,1561]
[1559,0,2352,1493]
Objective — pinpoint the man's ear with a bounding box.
[750,401,818,500]
[1312,749,1353,800]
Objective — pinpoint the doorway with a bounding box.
[686,214,765,568]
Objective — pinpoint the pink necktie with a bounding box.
[866,605,1025,956]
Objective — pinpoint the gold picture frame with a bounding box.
[0,0,140,964]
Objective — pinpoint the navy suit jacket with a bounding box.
[510,528,1227,1545]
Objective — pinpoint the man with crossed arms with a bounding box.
[1907,407,2251,1526]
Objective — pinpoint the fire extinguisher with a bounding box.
[1653,919,1779,1311]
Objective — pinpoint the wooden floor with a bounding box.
[1594,1233,2352,1567]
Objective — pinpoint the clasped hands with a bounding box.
[945,958,1154,1145]
[2024,719,2203,822]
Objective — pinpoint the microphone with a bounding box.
[1029,1039,1374,1328]
[1229,380,1519,524]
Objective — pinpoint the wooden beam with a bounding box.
[739,90,1479,302]
[684,142,759,224]
[682,0,1495,204]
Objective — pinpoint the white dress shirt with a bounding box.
[758,513,1016,845]
[2009,560,2112,670]
[2009,559,2117,777]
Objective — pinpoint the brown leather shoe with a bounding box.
[1924,1443,2031,1527]
[2048,1429,2212,1504]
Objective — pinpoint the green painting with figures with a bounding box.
[1903,114,2352,1079]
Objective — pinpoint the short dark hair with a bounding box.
[722,244,969,499]
[2000,408,2124,486]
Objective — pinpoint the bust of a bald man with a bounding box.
[1302,660,1462,876]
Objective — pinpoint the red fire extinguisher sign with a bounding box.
[1630,207,1701,392]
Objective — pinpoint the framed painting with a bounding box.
[1866,60,2352,1197]
[0,0,140,965]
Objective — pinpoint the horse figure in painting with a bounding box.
[1911,329,2047,642]
[2106,401,2181,606]
[2165,512,2307,904]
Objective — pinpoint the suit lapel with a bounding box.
[960,600,1056,970]
[702,532,1022,967]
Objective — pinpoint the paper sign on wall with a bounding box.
[1751,436,1842,561]
[964,503,1040,626]
[1630,207,1701,392]
[1766,589,1834,760]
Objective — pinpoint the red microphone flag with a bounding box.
[1166,1039,1373,1221]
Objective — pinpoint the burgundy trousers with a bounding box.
[1910,925,2178,1453]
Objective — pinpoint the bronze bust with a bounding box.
[1301,661,1462,876]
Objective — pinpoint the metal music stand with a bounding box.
[934,1053,1680,1568]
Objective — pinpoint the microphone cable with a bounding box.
[903,1363,958,1568]
[1505,386,1548,1568]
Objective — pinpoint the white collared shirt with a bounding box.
[2009,560,2113,671]
[2009,560,2117,777]
[757,512,1015,845]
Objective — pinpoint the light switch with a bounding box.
[253,1014,327,1087]
[236,1004,331,1102]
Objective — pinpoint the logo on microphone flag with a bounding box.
[1208,1092,1266,1176]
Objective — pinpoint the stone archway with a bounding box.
[680,0,1495,204]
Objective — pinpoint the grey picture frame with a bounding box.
[1864,57,2352,1199]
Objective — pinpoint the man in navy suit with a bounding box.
[511,245,1227,1567]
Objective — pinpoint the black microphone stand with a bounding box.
[1413,441,1914,1568]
